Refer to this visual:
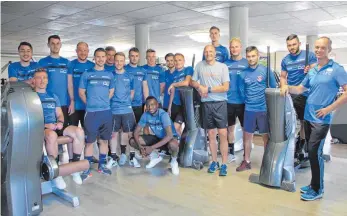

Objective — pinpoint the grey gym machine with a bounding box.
[249,47,297,192]
[1,82,88,216]
[178,86,209,170]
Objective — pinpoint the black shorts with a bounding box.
[132,105,144,123]
[69,110,86,128]
[112,113,136,132]
[170,103,184,124]
[141,134,177,149]
[202,101,228,129]
[290,94,307,121]
[61,105,70,129]
[84,110,113,143]
[227,103,245,127]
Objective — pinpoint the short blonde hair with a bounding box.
[174,53,185,59]
[230,37,242,44]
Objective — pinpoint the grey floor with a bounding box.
[41,138,347,216]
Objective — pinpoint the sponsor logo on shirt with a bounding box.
[238,65,246,68]
[324,68,333,75]
[103,81,110,86]
[257,76,263,82]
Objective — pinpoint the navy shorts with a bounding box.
[84,110,113,143]
[112,112,136,133]
[243,110,269,134]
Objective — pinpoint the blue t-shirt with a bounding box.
[143,64,165,102]
[163,70,175,109]
[202,45,229,63]
[8,61,39,81]
[302,60,347,124]
[79,68,115,112]
[37,92,60,124]
[138,109,177,139]
[67,59,94,110]
[172,66,194,105]
[111,71,134,114]
[38,56,70,106]
[281,50,317,96]
[241,64,277,112]
[125,64,147,107]
[224,58,248,104]
[104,64,115,74]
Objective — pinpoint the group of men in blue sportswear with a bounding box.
[9,26,347,202]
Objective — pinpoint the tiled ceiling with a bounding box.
[2,1,347,59]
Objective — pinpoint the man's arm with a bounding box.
[281,84,307,96]
[210,81,229,93]
[143,80,149,99]
[322,84,347,115]
[167,87,175,116]
[67,74,75,114]
[134,124,144,149]
[172,75,192,88]
[130,90,135,101]
[150,126,174,150]
[109,88,114,99]
[79,88,87,104]
[280,70,288,88]
[160,83,165,96]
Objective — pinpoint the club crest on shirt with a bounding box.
[257,76,263,82]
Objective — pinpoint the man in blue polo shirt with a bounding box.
[33,68,86,188]
[282,36,347,201]
[107,52,139,169]
[163,53,175,112]
[67,42,94,127]
[9,41,39,86]
[280,34,317,160]
[38,35,70,131]
[104,46,116,73]
[130,96,180,175]
[202,26,229,63]
[224,37,248,163]
[167,53,194,136]
[125,47,149,123]
[79,48,115,178]
[236,46,277,172]
[142,49,165,106]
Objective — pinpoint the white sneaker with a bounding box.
[129,157,141,168]
[106,157,118,169]
[119,153,127,166]
[135,151,143,160]
[52,176,66,189]
[227,154,236,163]
[146,152,163,169]
[170,160,179,175]
[71,172,82,185]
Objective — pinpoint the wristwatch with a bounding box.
[208,87,212,93]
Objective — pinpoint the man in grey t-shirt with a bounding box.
[191,45,230,176]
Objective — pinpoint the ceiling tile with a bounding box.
[1,13,20,24]
[84,15,136,26]
[90,1,163,15]
[58,1,109,9]
[200,8,229,19]
[35,21,77,31]
[146,10,204,23]
[290,8,335,22]
[323,5,347,19]
[55,10,111,24]
[32,4,85,16]
[1,16,51,32]
[124,3,185,19]
[249,1,318,17]
[1,1,58,15]
[168,1,219,9]
[313,1,347,8]
[249,13,294,23]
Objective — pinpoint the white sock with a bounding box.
[171,157,177,162]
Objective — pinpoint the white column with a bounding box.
[306,35,318,51]
[229,7,249,50]
[135,24,149,66]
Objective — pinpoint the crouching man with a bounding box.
[130,96,180,175]
[34,68,86,189]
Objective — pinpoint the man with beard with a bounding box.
[280,34,317,163]
[9,41,39,86]
[104,46,116,73]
